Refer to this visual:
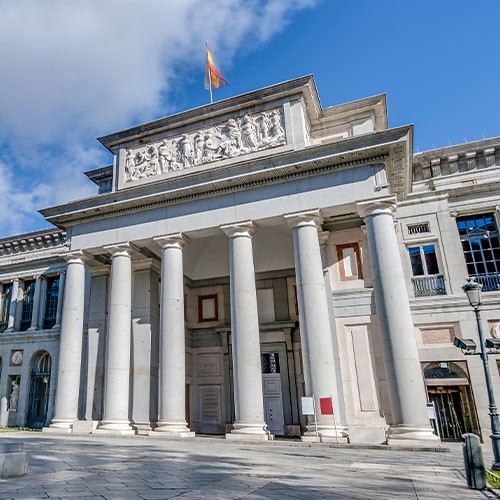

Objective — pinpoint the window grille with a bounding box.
[408,223,430,235]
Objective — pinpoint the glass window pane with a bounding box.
[476,263,485,274]
[408,247,424,276]
[467,263,476,274]
[423,245,439,274]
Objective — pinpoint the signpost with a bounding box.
[301,395,318,440]
[320,395,339,444]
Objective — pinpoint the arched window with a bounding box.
[27,351,52,429]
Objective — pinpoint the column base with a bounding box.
[386,425,440,447]
[95,420,136,435]
[301,424,348,443]
[149,422,194,438]
[226,423,271,442]
[43,419,74,433]
[72,420,99,435]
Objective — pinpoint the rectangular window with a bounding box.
[408,245,439,276]
[198,294,218,322]
[456,213,500,290]
[337,242,363,281]
[20,280,35,331]
[43,277,59,329]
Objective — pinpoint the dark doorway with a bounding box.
[26,351,52,429]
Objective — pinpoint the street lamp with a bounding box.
[462,277,500,470]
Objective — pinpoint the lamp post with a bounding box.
[463,277,500,470]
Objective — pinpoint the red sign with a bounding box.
[320,397,333,415]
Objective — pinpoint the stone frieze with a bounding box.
[124,108,286,182]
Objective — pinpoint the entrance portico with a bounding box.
[41,76,439,445]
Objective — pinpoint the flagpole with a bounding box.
[206,41,213,104]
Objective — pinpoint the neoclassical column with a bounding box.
[285,210,344,442]
[28,275,43,331]
[221,221,269,441]
[151,233,193,437]
[53,271,66,329]
[98,243,135,434]
[357,196,439,445]
[6,279,20,332]
[47,251,88,431]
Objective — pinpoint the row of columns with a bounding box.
[48,197,437,444]
[4,272,65,332]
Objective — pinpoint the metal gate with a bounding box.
[26,351,52,429]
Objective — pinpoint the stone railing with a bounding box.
[411,275,446,297]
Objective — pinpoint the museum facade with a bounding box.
[0,76,499,444]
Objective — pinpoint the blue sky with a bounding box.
[0,0,499,236]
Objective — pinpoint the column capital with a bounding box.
[12,278,20,284]
[61,250,93,265]
[220,221,257,238]
[88,264,111,277]
[103,241,140,258]
[356,196,396,219]
[153,233,190,249]
[284,209,323,230]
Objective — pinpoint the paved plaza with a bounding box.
[0,433,498,499]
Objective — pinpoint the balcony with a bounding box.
[471,273,500,292]
[411,274,446,297]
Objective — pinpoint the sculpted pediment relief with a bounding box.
[124,108,286,183]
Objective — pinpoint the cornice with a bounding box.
[98,75,318,151]
[41,126,412,228]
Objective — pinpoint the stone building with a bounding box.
[0,76,499,444]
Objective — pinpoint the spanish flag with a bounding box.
[205,42,229,93]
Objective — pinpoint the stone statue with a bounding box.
[9,380,19,410]
[158,139,169,173]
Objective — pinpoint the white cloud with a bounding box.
[0,0,319,236]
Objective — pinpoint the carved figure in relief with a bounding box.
[218,118,242,157]
[268,109,285,144]
[158,140,170,173]
[124,108,285,182]
[240,114,259,151]
[177,135,194,169]
[125,150,137,181]
[9,380,19,410]
[202,129,219,162]
[257,114,270,143]
[193,132,205,166]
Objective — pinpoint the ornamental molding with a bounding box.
[124,108,286,184]
[49,146,392,228]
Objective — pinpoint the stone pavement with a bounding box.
[0,433,497,499]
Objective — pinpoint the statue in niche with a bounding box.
[177,135,194,169]
[240,114,259,151]
[268,109,285,144]
[9,380,19,410]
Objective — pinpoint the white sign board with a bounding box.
[427,403,436,420]
[301,397,315,416]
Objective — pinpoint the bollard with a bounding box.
[0,397,8,428]
[463,433,486,490]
